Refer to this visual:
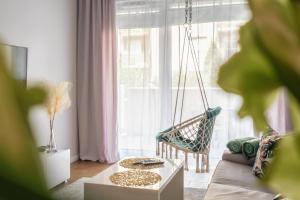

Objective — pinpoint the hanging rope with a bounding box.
[179,37,190,123]
[172,29,188,126]
[188,34,210,109]
[174,0,209,121]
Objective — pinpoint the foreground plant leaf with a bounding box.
[250,0,300,106]
[218,0,300,198]
[0,47,51,199]
[263,133,300,200]
[250,0,300,72]
[218,22,280,131]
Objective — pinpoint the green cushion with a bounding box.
[227,137,256,154]
[206,106,222,119]
[242,138,260,159]
[156,127,173,142]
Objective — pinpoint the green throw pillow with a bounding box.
[227,137,256,154]
[242,138,260,159]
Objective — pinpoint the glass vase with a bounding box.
[47,126,57,153]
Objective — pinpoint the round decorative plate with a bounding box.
[119,157,164,170]
[110,170,162,187]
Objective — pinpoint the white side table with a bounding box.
[40,149,70,189]
[85,158,184,200]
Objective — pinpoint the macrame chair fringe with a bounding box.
[155,0,222,173]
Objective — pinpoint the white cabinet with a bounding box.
[40,149,70,189]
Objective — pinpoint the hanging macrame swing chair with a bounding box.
[156,0,221,173]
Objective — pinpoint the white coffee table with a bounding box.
[84,158,184,200]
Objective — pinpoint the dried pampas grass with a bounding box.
[45,81,72,119]
[42,81,71,152]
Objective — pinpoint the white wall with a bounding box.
[0,0,78,162]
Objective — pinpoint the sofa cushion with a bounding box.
[211,160,273,193]
[204,183,275,200]
[253,134,281,178]
[222,150,255,166]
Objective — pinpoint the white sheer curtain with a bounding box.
[116,0,253,159]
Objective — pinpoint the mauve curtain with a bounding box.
[267,90,292,134]
[77,0,119,163]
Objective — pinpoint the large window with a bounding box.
[116,0,253,158]
[118,28,159,86]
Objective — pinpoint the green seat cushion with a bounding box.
[206,106,222,119]
[156,127,173,142]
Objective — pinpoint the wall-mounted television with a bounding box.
[1,44,28,85]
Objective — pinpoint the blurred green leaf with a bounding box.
[218,0,300,198]
[218,22,281,131]
[21,86,47,112]
[0,46,51,199]
[249,0,300,73]
[249,0,300,104]
[288,93,300,132]
[263,133,300,200]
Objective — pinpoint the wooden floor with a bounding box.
[70,160,110,183]
[53,160,110,190]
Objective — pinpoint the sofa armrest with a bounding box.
[222,150,255,166]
